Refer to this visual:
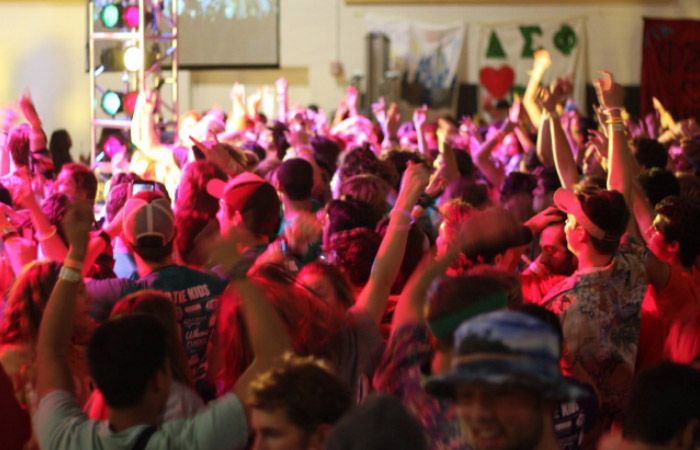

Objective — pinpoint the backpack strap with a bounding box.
[131,426,157,450]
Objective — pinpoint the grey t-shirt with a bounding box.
[34,390,248,450]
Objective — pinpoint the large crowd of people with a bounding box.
[1,49,700,450]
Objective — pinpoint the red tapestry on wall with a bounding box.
[642,18,700,121]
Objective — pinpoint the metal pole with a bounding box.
[88,0,96,164]
[171,0,178,133]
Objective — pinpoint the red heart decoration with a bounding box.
[480,65,515,99]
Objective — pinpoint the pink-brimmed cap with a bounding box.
[553,188,608,240]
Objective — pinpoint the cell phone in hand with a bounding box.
[131,181,156,197]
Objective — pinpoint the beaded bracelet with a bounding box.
[603,107,623,114]
[38,226,57,241]
[59,267,82,283]
[63,258,84,272]
[390,208,413,221]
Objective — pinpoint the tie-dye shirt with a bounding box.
[372,323,470,450]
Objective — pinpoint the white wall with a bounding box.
[1,0,699,160]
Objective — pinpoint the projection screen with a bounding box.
[175,0,279,68]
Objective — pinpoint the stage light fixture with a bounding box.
[124,92,139,115]
[101,91,122,116]
[124,5,140,28]
[100,4,121,28]
[103,135,125,157]
[123,47,143,71]
[100,47,126,71]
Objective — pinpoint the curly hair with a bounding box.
[655,196,700,267]
[214,266,346,394]
[248,354,352,435]
[176,160,227,219]
[0,261,61,345]
[329,228,382,288]
[339,146,379,182]
[339,174,389,226]
[7,124,30,167]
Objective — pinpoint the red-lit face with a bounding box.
[540,224,577,276]
[645,215,676,264]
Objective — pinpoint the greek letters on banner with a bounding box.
[642,18,700,121]
[366,14,465,105]
[476,18,585,107]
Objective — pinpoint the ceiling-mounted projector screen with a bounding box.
[175,0,279,68]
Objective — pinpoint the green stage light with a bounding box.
[101,91,122,116]
[101,4,120,28]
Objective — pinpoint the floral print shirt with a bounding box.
[541,238,647,433]
[372,322,470,450]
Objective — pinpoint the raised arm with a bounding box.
[276,78,289,123]
[596,72,633,208]
[372,97,400,152]
[36,202,92,400]
[132,92,175,166]
[346,85,359,119]
[413,104,428,157]
[539,86,578,189]
[16,173,68,261]
[19,90,47,153]
[353,162,430,325]
[392,207,528,330]
[226,83,248,133]
[473,113,516,188]
[523,50,551,129]
[230,279,293,408]
[0,108,17,176]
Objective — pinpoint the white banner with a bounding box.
[476,17,586,107]
[366,14,466,90]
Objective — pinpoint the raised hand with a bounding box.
[549,77,572,106]
[459,115,477,137]
[371,97,387,125]
[509,100,522,124]
[385,101,400,140]
[61,201,94,253]
[284,113,311,148]
[525,206,564,235]
[426,169,447,198]
[313,108,329,135]
[346,85,359,113]
[588,129,609,160]
[644,111,660,139]
[594,71,624,109]
[537,86,558,114]
[275,78,288,97]
[413,104,427,130]
[396,161,430,211]
[283,211,322,255]
[19,89,41,127]
[679,118,700,140]
[652,97,675,130]
[532,49,552,75]
[249,89,262,116]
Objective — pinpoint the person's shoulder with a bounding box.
[171,265,228,290]
[158,393,248,450]
[34,390,98,450]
